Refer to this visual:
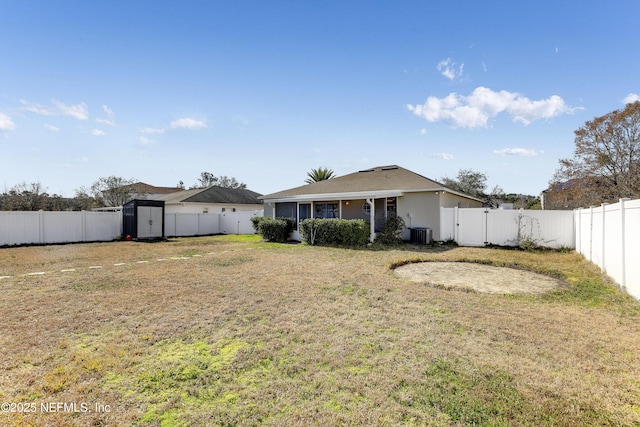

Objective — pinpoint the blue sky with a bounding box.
[1,1,638,198]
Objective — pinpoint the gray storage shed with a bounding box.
[122,199,165,240]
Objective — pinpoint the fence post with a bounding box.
[38,210,45,244]
[82,210,87,242]
[620,198,630,290]
[454,206,459,244]
[601,203,607,272]
[574,209,580,253]
[589,206,593,262]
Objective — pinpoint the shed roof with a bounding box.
[261,165,482,202]
[149,186,263,205]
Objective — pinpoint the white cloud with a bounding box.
[407,86,576,129]
[139,127,166,134]
[44,124,60,132]
[493,148,539,157]
[431,152,454,160]
[95,105,115,126]
[169,118,207,130]
[419,128,427,135]
[139,117,207,135]
[437,58,464,81]
[623,93,640,104]
[138,136,153,145]
[0,112,16,132]
[91,129,107,136]
[20,99,89,120]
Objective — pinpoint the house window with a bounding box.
[386,197,397,216]
[222,208,226,212]
[276,202,297,227]
[298,203,311,229]
[315,202,338,219]
[232,208,236,212]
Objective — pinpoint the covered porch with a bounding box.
[267,191,402,242]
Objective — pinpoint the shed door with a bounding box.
[137,206,163,238]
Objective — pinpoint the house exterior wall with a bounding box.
[397,192,441,240]
[440,191,483,209]
[164,203,263,215]
[341,200,369,221]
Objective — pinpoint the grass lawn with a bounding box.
[1,235,639,426]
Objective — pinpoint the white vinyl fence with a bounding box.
[574,199,640,300]
[440,207,575,249]
[0,211,122,246]
[164,211,261,237]
[0,210,261,246]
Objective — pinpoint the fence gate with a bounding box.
[456,208,488,246]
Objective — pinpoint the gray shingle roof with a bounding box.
[261,165,478,200]
[149,186,263,205]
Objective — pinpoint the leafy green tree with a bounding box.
[0,182,49,210]
[75,176,143,207]
[440,169,487,198]
[551,101,640,207]
[305,167,335,184]
[193,172,246,189]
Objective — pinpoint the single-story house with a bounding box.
[260,165,483,242]
[147,186,263,214]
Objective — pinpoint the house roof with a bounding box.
[148,186,263,205]
[261,165,483,202]
[130,182,184,195]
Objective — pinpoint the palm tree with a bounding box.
[305,167,335,184]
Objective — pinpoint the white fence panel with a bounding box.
[603,204,623,284]
[0,211,41,245]
[486,210,520,246]
[440,208,574,249]
[1,211,121,246]
[174,213,200,237]
[165,212,259,237]
[440,207,456,241]
[575,199,640,300]
[505,210,574,249]
[86,212,122,241]
[43,212,84,243]
[198,214,221,235]
[221,211,261,235]
[624,200,640,300]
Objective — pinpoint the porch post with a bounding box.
[367,197,375,242]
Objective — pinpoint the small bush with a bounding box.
[373,215,406,245]
[250,216,266,233]
[300,218,370,247]
[255,217,293,243]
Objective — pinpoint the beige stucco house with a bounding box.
[260,165,483,242]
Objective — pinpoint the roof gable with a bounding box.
[261,165,479,200]
[150,186,263,205]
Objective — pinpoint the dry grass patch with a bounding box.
[1,236,639,426]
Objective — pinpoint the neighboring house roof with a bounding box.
[149,186,263,205]
[130,182,184,195]
[261,165,483,202]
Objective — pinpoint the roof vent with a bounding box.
[358,169,374,173]
[381,166,399,171]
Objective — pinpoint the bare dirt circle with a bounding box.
[394,262,565,295]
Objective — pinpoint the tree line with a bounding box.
[0,172,248,211]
